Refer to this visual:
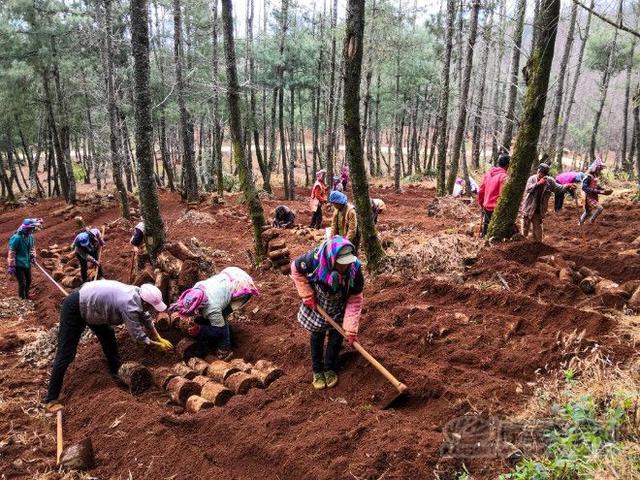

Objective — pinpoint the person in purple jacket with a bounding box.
[554,171,585,211]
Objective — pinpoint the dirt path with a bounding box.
[0,185,637,479]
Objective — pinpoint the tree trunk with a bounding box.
[221,0,266,262]
[555,0,593,167]
[174,0,198,203]
[101,0,130,218]
[471,11,493,170]
[131,0,165,258]
[446,0,480,194]
[325,0,338,182]
[499,0,526,154]
[589,0,621,163]
[436,0,456,196]
[288,87,296,198]
[488,0,560,240]
[343,0,385,271]
[547,1,577,166]
[621,34,637,173]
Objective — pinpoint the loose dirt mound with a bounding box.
[426,195,476,221]
[382,233,484,278]
[176,209,217,226]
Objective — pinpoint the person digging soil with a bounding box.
[72,228,105,283]
[44,281,172,412]
[580,158,612,225]
[7,218,42,300]
[170,267,259,361]
[291,236,364,390]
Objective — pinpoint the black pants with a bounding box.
[77,251,102,283]
[481,210,492,238]
[15,266,31,299]
[310,328,343,373]
[310,204,323,229]
[45,290,121,403]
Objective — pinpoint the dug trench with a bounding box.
[0,185,638,479]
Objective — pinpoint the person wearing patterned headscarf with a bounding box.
[7,218,42,299]
[170,267,259,360]
[290,236,364,390]
[580,159,611,225]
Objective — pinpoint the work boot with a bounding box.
[324,370,338,388]
[312,373,326,390]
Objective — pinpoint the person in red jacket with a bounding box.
[477,154,510,237]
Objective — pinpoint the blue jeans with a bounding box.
[310,328,343,373]
[197,323,232,350]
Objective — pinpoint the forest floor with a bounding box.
[1,182,639,480]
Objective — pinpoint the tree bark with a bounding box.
[101,0,130,218]
[446,0,480,194]
[131,0,165,259]
[436,0,456,196]
[499,0,526,154]
[471,10,493,170]
[621,34,637,173]
[221,0,267,263]
[343,0,385,271]
[173,0,198,203]
[488,0,560,240]
[325,0,338,183]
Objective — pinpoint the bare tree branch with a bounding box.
[573,0,640,39]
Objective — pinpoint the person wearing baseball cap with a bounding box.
[7,219,39,299]
[44,280,172,412]
[290,236,364,390]
[72,229,105,283]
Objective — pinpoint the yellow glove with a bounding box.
[157,337,174,350]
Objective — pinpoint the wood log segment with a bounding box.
[154,313,172,331]
[185,395,215,413]
[267,239,286,251]
[166,376,202,405]
[200,382,234,406]
[267,248,289,260]
[228,358,253,372]
[224,372,261,394]
[59,438,96,471]
[205,359,240,383]
[251,360,284,387]
[118,362,153,395]
[186,357,211,375]
[153,367,178,389]
[172,363,198,380]
[176,338,210,361]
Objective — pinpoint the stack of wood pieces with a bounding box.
[156,357,283,413]
[39,244,83,289]
[260,226,291,274]
[536,254,635,310]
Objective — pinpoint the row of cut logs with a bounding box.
[158,357,283,412]
[261,226,291,274]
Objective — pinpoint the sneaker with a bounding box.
[216,349,233,361]
[312,373,326,390]
[45,400,64,413]
[324,370,338,388]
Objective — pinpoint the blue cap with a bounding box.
[575,172,586,182]
[77,232,90,247]
[329,190,348,205]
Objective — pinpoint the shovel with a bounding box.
[34,261,69,296]
[316,305,408,409]
[56,409,96,470]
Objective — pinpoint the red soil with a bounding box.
[0,185,637,479]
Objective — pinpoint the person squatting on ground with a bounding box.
[522,163,575,242]
[272,205,296,229]
[554,171,585,211]
[452,177,479,198]
[170,267,258,360]
[329,191,360,252]
[370,198,386,224]
[291,236,364,390]
[477,154,510,237]
[7,218,42,299]
[44,281,172,411]
[310,170,328,229]
[73,228,105,283]
[580,159,611,225]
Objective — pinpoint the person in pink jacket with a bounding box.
[477,154,509,237]
[290,236,364,390]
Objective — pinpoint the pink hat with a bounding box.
[139,284,167,312]
[169,288,207,317]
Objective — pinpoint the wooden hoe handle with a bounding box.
[56,410,63,464]
[316,306,408,394]
[93,225,106,281]
[34,261,69,297]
